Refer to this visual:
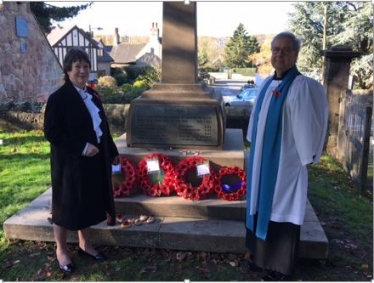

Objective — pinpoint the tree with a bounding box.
[30,2,92,34]
[248,35,273,76]
[331,2,373,89]
[288,2,350,76]
[197,36,227,70]
[197,48,209,68]
[287,1,372,88]
[223,23,260,68]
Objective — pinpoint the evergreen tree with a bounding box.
[248,35,273,76]
[223,23,260,68]
[288,2,350,76]
[288,1,372,88]
[30,2,92,34]
[331,2,373,89]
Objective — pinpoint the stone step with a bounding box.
[3,188,328,259]
[114,193,245,221]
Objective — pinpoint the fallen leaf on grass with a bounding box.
[229,261,237,267]
[361,264,369,271]
[196,266,210,278]
[345,243,357,249]
[197,252,207,262]
[176,251,187,261]
[4,259,20,268]
[139,265,157,274]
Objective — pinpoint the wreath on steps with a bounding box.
[215,166,246,201]
[175,156,216,201]
[112,157,138,198]
[138,153,177,197]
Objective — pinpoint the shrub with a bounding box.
[114,73,130,86]
[133,79,148,88]
[98,83,145,104]
[124,66,144,81]
[98,76,117,88]
[96,86,120,97]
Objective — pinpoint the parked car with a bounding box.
[241,80,256,90]
[224,88,258,108]
[198,68,209,80]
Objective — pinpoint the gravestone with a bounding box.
[126,2,226,150]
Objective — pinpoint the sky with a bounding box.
[47,1,295,37]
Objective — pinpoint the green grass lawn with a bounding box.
[0,129,372,281]
[0,130,51,245]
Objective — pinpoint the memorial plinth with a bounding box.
[126,83,226,149]
[126,2,226,150]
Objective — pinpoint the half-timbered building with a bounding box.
[47,25,113,81]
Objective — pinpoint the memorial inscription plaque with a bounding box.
[129,105,219,147]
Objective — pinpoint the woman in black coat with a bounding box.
[44,48,119,274]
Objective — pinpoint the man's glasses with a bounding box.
[271,47,295,54]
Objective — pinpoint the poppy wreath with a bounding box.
[215,166,247,201]
[138,153,177,197]
[112,157,138,198]
[175,156,216,201]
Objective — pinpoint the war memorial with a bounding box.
[3,2,329,259]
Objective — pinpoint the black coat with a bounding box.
[44,80,118,230]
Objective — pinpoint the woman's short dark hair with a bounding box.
[62,47,91,80]
[271,31,301,52]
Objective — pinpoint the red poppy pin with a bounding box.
[272,90,281,98]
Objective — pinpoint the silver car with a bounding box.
[224,87,258,108]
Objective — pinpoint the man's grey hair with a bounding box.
[271,32,301,52]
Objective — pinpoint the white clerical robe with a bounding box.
[246,75,328,225]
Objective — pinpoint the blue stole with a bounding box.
[246,66,300,240]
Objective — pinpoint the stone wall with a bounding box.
[0,2,63,103]
[0,103,250,137]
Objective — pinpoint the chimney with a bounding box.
[150,22,159,39]
[113,27,120,46]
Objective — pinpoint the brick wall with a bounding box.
[0,2,63,103]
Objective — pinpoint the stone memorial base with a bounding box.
[116,128,244,173]
[126,83,226,150]
[3,128,328,258]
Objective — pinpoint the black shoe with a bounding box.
[245,261,263,272]
[262,271,290,281]
[78,247,107,261]
[58,263,75,274]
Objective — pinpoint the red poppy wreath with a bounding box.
[112,157,138,198]
[138,153,177,197]
[175,156,216,201]
[215,166,246,201]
